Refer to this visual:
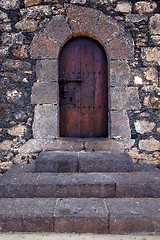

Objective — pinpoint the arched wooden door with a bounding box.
[59,37,108,138]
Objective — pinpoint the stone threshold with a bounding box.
[19,138,135,154]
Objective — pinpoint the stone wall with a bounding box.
[0,0,160,173]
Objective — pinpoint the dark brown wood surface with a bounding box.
[59,37,108,137]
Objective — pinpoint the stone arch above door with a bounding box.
[30,5,141,141]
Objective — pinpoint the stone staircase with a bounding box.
[0,151,160,233]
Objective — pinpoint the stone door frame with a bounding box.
[26,5,141,153]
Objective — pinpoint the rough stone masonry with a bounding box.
[0,0,160,173]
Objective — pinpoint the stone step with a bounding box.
[0,197,160,233]
[0,171,160,198]
[35,151,133,173]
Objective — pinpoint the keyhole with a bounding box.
[70,97,72,102]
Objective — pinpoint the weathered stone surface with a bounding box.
[45,15,72,45]
[106,198,160,233]
[139,138,160,151]
[0,10,8,21]
[84,139,123,152]
[54,198,109,233]
[12,47,28,59]
[149,14,160,35]
[35,151,133,173]
[20,6,52,19]
[113,172,160,198]
[106,33,134,59]
[78,152,133,173]
[42,139,84,152]
[144,67,158,84]
[151,35,160,45]
[143,95,160,110]
[1,33,23,46]
[36,60,58,82]
[2,59,31,71]
[35,152,78,173]
[94,14,124,44]
[36,173,116,198]
[30,34,59,59]
[135,1,157,14]
[0,0,20,10]
[0,104,11,122]
[0,173,38,198]
[0,198,56,232]
[0,47,9,57]
[8,124,27,137]
[141,47,160,66]
[31,82,58,104]
[24,0,42,7]
[132,67,158,85]
[111,111,131,139]
[32,104,58,139]
[19,139,44,154]
[118,139,135,151]
[134,120,156,134]
[115,2,132,13]
[110,60,130,86]
[0,140,12,151]
[110,87,141,110]
[71,0,86,4]
[125,14,148,23]
[15,19,38,31]
[6,89,27,105]
[19,139,84,153]
[67,5,100,34]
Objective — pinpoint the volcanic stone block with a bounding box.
[36,59,58,82]
[0,104,11,121]
[7,163,35,173]
[54,198,109,233]
[35,151,133,173]
[35,151,78,172]
[30,33,59,59]
[106,32,134,59]
[35,173,116,198]
[94,14,124,44]
[0,198,56,232]
[106,198,160,233]
[84,139,123,152]
[0,173,39,198]
[110,87,141,110]
[45,15,72,44]
[32,104,58,139]
[113,172,160,198]
[110,111,131,138]
[110,60,130,86]
[78,152,133,172]
[67,5,100,34]
[31,82,58,104]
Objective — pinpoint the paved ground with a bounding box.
[0,233,160,240]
